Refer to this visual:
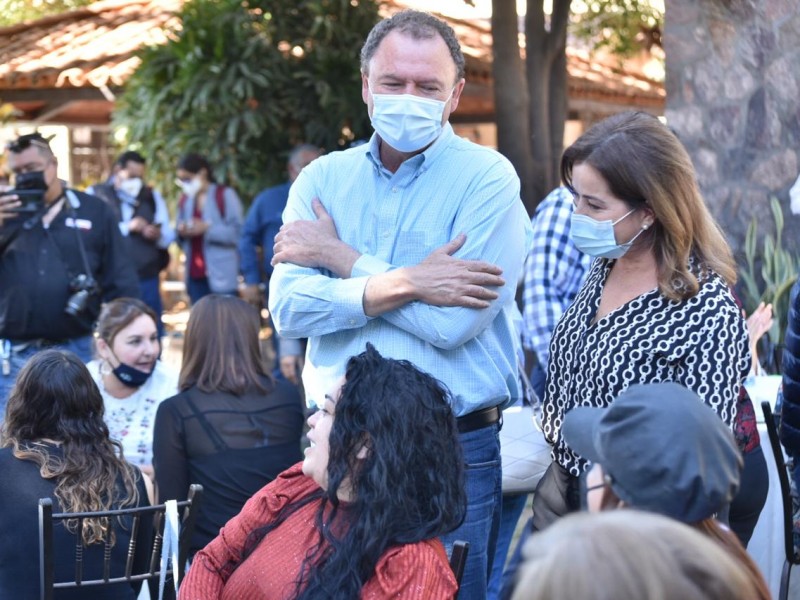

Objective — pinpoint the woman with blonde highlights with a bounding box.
[0,350,151,599]
[535,111,766,546]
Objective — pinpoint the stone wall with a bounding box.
[664,0,800,257]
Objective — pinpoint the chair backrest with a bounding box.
[761,401,797,565]
[448,540,470,591]
[762,401,800,600]
[38,484,202,600]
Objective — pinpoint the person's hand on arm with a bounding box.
[272,198,361,278]
[362,233,504,316]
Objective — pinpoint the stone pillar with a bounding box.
[664,0,800,254]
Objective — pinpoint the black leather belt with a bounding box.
[457,405,502,433]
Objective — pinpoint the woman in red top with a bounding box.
[179,344,466,600]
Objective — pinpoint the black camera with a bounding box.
[65,274,99,318]
[1,170,47,214]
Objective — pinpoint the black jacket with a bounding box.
[781,276,800,453]
[92,183,165,279]
[0,188,140,340]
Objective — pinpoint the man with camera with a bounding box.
[0,133,139,412]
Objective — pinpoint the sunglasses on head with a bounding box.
[6,133,53,154]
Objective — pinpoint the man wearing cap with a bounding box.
[0,133,139,412]
[268,10,532,599]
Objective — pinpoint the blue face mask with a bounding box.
[368,84,454,153]
[570,208,647,259]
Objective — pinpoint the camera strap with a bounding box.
[65,192,94,281]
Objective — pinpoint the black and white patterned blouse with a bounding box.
[543,257,751,476]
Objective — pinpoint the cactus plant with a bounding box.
[739,197,798,371]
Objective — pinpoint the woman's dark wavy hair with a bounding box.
[228,343,466,598]
[0,350,139,545]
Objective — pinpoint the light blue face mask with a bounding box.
[570,208,647,259]
[368,84,454,153]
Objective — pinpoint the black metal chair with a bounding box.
[448,540,470,592]
[761,401,800,600]
[38,484,202,600]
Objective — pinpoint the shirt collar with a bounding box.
[365,123,455,175]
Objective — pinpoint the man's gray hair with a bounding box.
[360,10,465,82]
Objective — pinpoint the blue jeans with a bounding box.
[441,422,502,600]
[487,493,528,600]
[0,335,93,419]
[187,277,212,305]
[139,276,165,337]
[187,277,237,306]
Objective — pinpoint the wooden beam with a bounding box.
[31,99,78,123]
[0,87,120,103]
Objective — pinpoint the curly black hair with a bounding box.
[235,343,466,598]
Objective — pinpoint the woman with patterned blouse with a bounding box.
[536,111,768,546]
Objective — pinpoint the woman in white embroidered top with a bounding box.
[535,111,767,547]
[87,297,179,479]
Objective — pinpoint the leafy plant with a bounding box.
[739,196,798,370]
[114,0,380,204]
[0,0,94,26]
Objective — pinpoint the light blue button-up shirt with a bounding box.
[269,124,533,416]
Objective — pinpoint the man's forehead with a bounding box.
[7,146,50,169]
[121,161,145,175]
[369,29,457,77]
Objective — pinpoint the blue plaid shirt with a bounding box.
[269,124,532,416]
[522,187,592,366]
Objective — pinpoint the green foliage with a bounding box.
[114,0,380,203]
[0,0,93,26]
[571,0,663,57]
[740,197,798,357]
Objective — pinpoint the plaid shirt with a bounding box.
[522,187,592,366]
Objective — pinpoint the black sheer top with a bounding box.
[152,377,305,552]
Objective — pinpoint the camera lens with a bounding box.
[64,290,90,317]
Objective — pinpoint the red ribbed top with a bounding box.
[179,463,457,599]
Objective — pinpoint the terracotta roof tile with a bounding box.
[0,0,663,110]
[0,0,181,90]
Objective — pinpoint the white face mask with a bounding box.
[117,177,143,199]
[369,84,453,153]
[177,177,202,197]
[570,208,647,259]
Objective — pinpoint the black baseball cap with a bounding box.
[563,382,743,523]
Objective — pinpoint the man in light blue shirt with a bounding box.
[269,11,531,598]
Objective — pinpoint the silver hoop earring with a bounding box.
[99,360,112,377]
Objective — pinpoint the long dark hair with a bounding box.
[179,294,272,395]
[0,350,140,544]
[232,344,466,598]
